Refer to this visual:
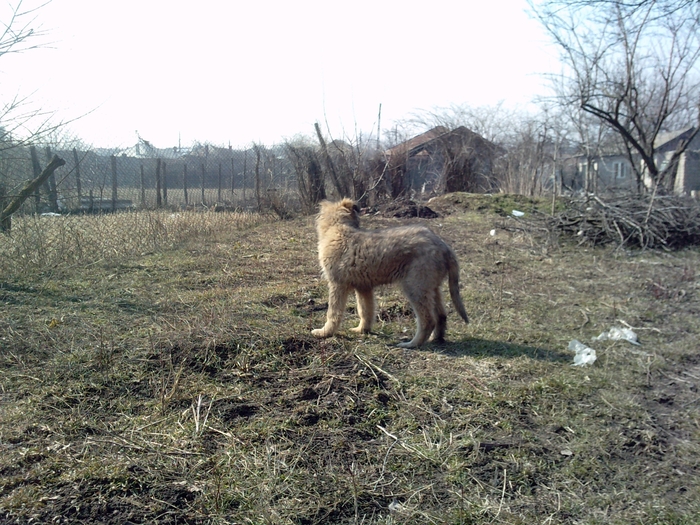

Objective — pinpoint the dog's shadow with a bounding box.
[401,336,568,363]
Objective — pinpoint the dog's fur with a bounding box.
[311,198,469,348]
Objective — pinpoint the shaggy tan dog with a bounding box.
[311,198,469,348]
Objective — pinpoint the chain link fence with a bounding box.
[0,140,302,216]
[0,139,306,275]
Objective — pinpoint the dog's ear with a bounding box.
[339,198,355,213]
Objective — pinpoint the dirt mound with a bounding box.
[367,199,439,219]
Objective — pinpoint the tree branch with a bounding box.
[1,154,65,232]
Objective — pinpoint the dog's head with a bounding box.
[318,198,361,230]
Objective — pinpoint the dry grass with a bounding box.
[1,195,699,524]
[0,209,269,274]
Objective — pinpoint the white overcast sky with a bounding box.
[0,0,560,149]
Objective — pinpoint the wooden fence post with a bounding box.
[183,163,189,206]
[155,159,162,208]
[254,145,261,212]
[231,154,236,204]
[44,147,60,212]
[218,162,222,203]
[242,150,247,206]
[162,161,168,206]
[73,148,82,208]
[111,155,118,212]
[201,163,206,205]
[30,146,42,210]
[140,165,146,207]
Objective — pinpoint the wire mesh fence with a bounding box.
[0,138,301,274]
[0,140,301,217]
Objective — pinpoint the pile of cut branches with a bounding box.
[529,194,700,250]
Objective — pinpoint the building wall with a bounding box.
[576,155,636,192]
[679,151,700,193]
[596,155,635,191]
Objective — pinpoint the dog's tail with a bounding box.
[447,250,469,324]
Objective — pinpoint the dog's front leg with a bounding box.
[312,282,349,338]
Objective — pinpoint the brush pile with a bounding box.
[533,194,700,250]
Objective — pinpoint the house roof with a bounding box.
[571,127,699,159]
[654,126,697,151]
[119,143,183,159]
[385,126,502,158]
[385,126,450,157]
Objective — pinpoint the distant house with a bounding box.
[573,127,700,195]
[119,137,184,159]
[575,153,636,192]
[384,126,503,197]
[186,143,236,160]
[651,127,700,195]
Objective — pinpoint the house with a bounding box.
[651,127,700,195]
[573,127,700,195]
[575,152,636,192]
[118,136,184,159]
[384,126,503,197]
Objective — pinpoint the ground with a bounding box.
[0,193,698,524]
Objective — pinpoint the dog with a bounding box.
[311,198,469,348]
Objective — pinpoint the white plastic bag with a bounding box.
[592,327,640,345]
[568,340,597,366]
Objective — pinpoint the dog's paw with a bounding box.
[311,328,329,338]
[397,340,418,349]
[350,325,371,334]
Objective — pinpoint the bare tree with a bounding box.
[0,1,69,231]
[0,1,60,150]
[312,123,378,206]
[315,122,348,198]
[530,0,700,192]
[566,105,610,192]
[0,154,64,231]
[285,138,326,214]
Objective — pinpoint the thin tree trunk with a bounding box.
[315,122,347,197]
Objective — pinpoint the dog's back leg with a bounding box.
[429,287,447,343]
[351,288,375,333]
[398,282,435,348]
